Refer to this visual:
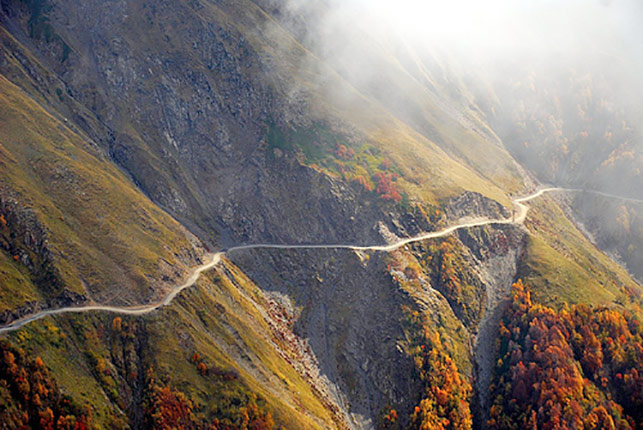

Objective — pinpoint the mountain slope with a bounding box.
[0,0,641,429]
[2,0,523,247]
[0,73,204,320]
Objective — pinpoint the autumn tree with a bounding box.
[0,340,92,429]
[147,384,199,430]
[405,311,473,430]
[488,281,640,430]
[374,172,403,203]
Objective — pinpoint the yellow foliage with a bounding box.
[112,317,122,332]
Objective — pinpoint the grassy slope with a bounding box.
[325,29,526,198]
[6,259,337,429]
[161,265,336,429]
[520,196,640,307]
[0,73,202,306]
[0,250,41,312]
[570,195,643,283]
[384,247,473,376]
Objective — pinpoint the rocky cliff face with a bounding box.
[1,0,514,250]
[227,219,526,429]
[1,0,365,245]
[565,193,643,284]
[229,247,423,429]
[454,226,526,422]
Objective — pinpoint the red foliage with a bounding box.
[197,362,208,376]
[147,385,199,430]
[381,407,399,429]
[374,172,402,203]
[407,313,472,430]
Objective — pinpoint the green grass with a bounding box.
[0,251,41,313]
[519,196,640,307]
[9,315,129,428]
[386,251,473,376]
[0,74,203,305]
[266,121,333,162]
[162,263,337,428]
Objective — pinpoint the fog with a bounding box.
[290,0,643,63]
[261,0,643,279]
[273,0,643,103]
[268,0,642,195]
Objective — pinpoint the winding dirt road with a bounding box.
[0,187,639,334]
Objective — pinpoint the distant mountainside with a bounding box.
[0,0,641,429]
[477,57,643,200]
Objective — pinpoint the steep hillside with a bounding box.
[477,58,643,199]
[468,50,643,294]
[0,0,641,429]
[567,193,643,283]
[1,0,522,248]
[0,73,204,323]
[1,258,345,429]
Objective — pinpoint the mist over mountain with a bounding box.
[0,0,641,429]
[269,0,642,193]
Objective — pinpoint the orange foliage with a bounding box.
[147,385,198,430]
[488,281,642,430]
[406,312,472,430]
[111,317,122,332]
[34,357,44,369]
[197,362,208,376]
[353,175,373,192]
[335,144,355,160]
[381,407,399,429]
[0,340,92,429]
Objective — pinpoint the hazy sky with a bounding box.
[307,0,643,64]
